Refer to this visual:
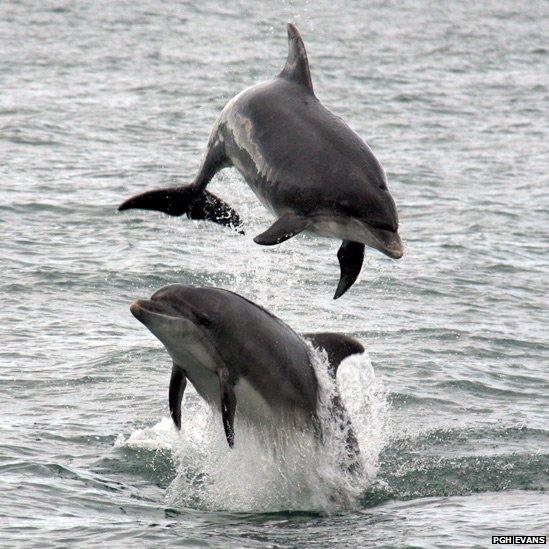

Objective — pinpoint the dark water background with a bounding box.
[1,0,548,546]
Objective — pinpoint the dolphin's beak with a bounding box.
[372,227,404,259]
[381,233,404,259]
[130,299,189,327]
[130,299,166,323]
[130,300,143,318]
[130,300,150,323]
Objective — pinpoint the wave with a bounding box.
[365,449,548,507]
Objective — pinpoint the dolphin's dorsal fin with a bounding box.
[279,23,314,94]
[302,333,364,376]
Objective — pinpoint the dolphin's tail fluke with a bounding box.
[118,186,244,232]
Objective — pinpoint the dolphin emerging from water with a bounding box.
[119,24,403,298]
[130,284,364,471]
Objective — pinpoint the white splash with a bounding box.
[116,347,388,513]
[114,417,178,451]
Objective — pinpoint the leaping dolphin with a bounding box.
[129,284,365,471]
[119,24,403,298]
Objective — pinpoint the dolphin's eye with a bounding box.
[197,315,212,328]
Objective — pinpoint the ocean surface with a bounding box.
[1,1,548,547]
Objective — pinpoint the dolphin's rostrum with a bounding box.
[130,284,365,471]
[120,24,403,298]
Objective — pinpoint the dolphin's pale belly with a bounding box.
[168,332,221,406]
[170,331,286,424]
[181,364,219,407]
[233,378,278,424]
[175,351,312,434]
[184,359,290,425]
[310,216,370,244]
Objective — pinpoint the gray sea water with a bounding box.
[1,0,548,547]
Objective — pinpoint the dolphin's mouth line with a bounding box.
[130,300,183,321]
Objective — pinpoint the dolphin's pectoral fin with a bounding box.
[118,186,243,233]
[302,332,364,377]
[169,363,187,430]
[253,213,309,246]
[279,23,314,94]
[334,240,365,299]
[218,367,236,448]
